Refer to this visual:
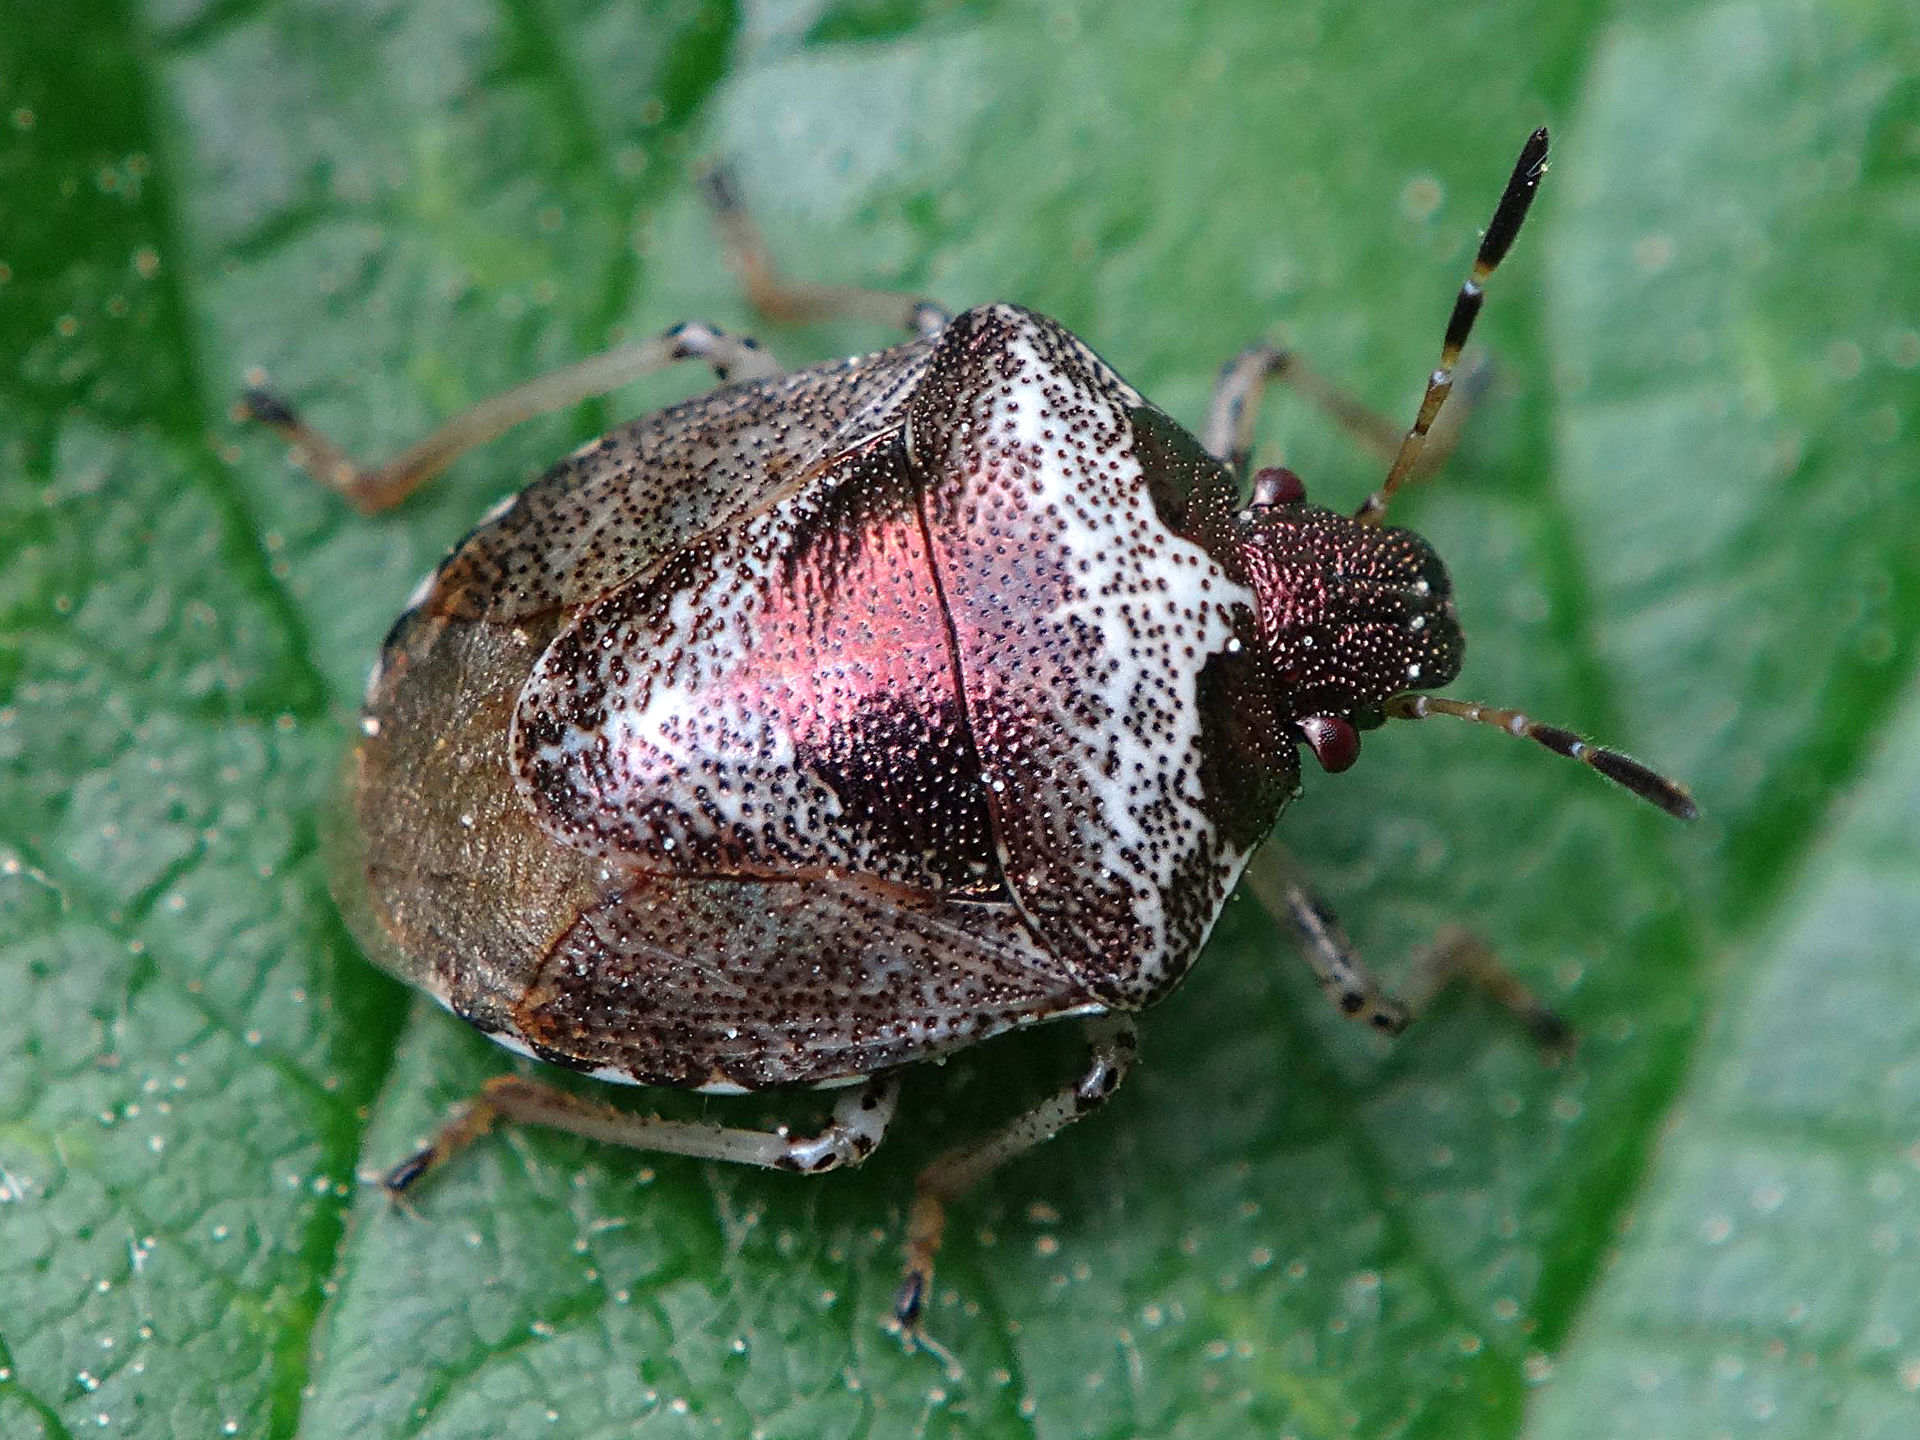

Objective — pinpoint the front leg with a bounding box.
[1244,848,1409,1033]
[1244,848,1571,1049]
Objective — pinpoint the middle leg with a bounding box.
[893,1014,1140,1357]
[244,319,781,513]
[699,164,952,340]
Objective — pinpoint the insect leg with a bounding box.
[1205,342,1401,478]
[1241,847,1409,1033]
[382,1070,901,1194]
[893,1015,1139,1358]
[1243,848,1571,1049]
[240,319,781,514]
[1203,342,1487,486]
[699,164,951,340]
[1400,926,1572,1051]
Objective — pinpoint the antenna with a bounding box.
[1356,127,1550,526]
[1386,693,1698,821]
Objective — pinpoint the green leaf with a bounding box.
[3,1,1914,1437]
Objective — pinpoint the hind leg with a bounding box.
[383,1070,902,1194]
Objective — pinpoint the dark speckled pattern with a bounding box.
[514,873,1093,1091]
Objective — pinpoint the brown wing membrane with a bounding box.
[345,342,939,1007]
[506,872,1099,1090]
[340,608,606,1035]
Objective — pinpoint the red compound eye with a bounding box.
[1250,466,1307,507]
[1298,713,1361,773]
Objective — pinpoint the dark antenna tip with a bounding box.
[1477,128,1552,274]
[238,387,299,428]
[1353,126,1554,527]
[1589,748,1700,821]
[1386,694,1699,822]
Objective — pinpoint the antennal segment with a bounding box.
[1386,693,1698,821]
[1356,127,1550,527]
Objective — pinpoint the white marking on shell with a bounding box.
[509,424,977,889]
[477,490,519,525]
[1031,1000,1109,1025]
[421,994,647,1087]
[365,565,445,706]
[947,313,1258,992]
[480,1025,553,1068]
[403,567,438,614]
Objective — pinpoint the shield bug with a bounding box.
[245,127,1695,1357]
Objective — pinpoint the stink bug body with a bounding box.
[246,128,1694,1353]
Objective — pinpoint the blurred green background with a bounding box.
[3,1,1917,1437]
